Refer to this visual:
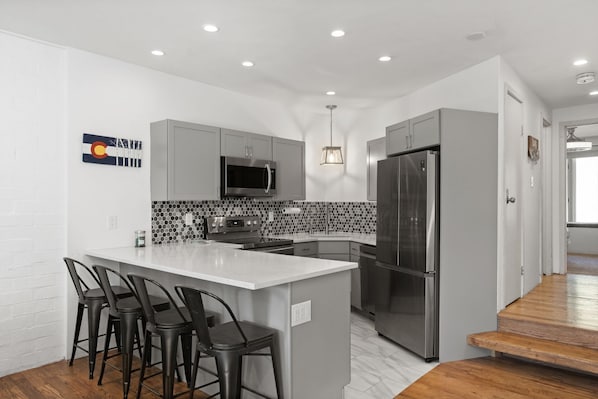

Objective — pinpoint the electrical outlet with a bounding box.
[268,211,274,222]
[107,215,118,230]
[291,300,312,327]
[185,212,193,226]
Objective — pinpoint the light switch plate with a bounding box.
[268,211,274,222]
[291,300,311,327]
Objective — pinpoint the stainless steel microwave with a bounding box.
[221,156,277,197]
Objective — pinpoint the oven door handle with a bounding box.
[265,163,272,194]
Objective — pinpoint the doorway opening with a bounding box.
[565,122,598,275]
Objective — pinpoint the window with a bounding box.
[568,151,598,223]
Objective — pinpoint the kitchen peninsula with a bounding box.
[87,242,357,399]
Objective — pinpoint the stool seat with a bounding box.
[116,294,170,313]
[209,321,275,351]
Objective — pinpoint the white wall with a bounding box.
[498,60,551,304]
[553,104,598,262]
[304,57,500,201]
[0,32,67,377]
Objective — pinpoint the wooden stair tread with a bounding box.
[467,331,598,374]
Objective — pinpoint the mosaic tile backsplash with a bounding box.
[152,199,376,244]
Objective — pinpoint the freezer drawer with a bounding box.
[373,263,437,360]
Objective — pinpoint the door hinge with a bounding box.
[521,266,525,275]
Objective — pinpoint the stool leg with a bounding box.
[188,349,201,399]
[136,330,152,399]
[215,352,242,399]
[120,311,138,399]
[97,316,114,386]
[161,331,180,399]
[87,299,104,379]
[69,303,85,366]
[181,333,193,387]
[269,340,283,399]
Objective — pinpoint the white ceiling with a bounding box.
[1,0,598,109]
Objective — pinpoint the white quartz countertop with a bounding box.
[87,242,357,290]
[271,232,376,246]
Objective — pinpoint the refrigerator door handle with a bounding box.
[426,151,439,273]
[396,168,401,267]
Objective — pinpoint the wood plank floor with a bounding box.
[0,354,210,399]
[395,356,598,399]
[498,274,598,348]
[568,253,598,276]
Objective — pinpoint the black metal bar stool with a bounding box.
[94,265,171,399]
[64,257,133,379]
[129,274,216,399]
[176,285,283,399]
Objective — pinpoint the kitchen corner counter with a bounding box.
[271,232,376,246]
[87,241,357,290]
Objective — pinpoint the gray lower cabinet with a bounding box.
[366,137,386,201]
[386,109,440,156]
[151,120,220,201]
[221,128,272,160]
[294,242,317,257]
[273,137,305,200]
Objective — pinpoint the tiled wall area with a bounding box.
[152,200,376,244]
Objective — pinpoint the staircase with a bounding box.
[467,274,598,376]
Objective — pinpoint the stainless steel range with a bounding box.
[204,216,294,255]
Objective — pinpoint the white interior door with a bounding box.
[503,90,523,306]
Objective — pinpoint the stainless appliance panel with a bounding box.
[246,246,294,255]
[376,156,400,265]
[356,244,376,318]
[373,262,437,360]
[221,156,276,197]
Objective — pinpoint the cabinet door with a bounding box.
[221,128,249,158]
[273,137,305,200]
[386,120,410,156]
[410,109,440,149]
[167,121,220,200]
[248,133,273,160]
[366,137,386,201]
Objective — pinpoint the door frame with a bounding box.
[556,116,598,275]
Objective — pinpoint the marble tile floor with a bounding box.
[344,312,437,399]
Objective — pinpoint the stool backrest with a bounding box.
[64,257,102,303]
[93,265,138,316]
[128,274,185,327]
[176,285,248,350]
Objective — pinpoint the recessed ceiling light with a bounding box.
[241,61,254,67]
[590,90,598,96]
[576,72,596,85]
[203,24,219,33]
[151,50,164,56]
[331,30,345,38]
[378,55,392,62]
[574,59,588,66]
[326,91,336,96]
[466,31,487,41]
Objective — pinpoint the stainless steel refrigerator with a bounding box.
[374,149,439,361]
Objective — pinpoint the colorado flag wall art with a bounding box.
[82,133,142,167]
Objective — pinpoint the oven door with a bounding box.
[246,245,294,255]
[221,156,277,197]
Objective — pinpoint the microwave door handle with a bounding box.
[265,163,272,193]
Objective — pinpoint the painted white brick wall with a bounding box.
[0,32,67,377]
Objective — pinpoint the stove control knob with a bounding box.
[211,223,216,228]
[219,223,224,228]
[253,221,258,225]
[246,221,252,226]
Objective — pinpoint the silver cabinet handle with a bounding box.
[506,189,516,204]
[405,136,409,149]
[245,145,249,158]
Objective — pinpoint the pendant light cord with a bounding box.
[329,106,333,146]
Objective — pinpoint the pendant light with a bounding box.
[320,105,344,165]
[566,127,592,152]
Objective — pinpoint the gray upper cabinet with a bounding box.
[151,120,220,201]
[221,128,273,160]
[410,110,440,150]
[366,137,386,201]
[386,120,410,156]
[386,109,440,156]
[273,137,306,200]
